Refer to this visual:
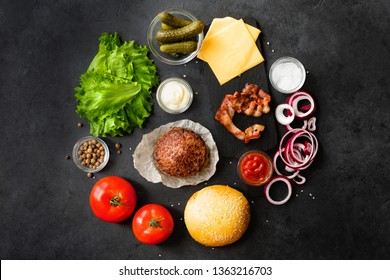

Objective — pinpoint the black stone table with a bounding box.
[1,0,389,260]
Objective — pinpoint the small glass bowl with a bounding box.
[269,56,306,94]
[156,77,194,114]
[147,8,204,65]
[72,136,110,173]
[237,150,273,187]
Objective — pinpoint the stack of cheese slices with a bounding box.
[197,17,264,85]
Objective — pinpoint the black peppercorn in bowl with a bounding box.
[72,136,110,173]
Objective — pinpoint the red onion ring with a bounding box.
[264,176,292,205]
[273,149,300,179]
[275,104,295,125]
[284,119,308,131]
[293,174,306,185]
[287,90,316,120]
[279,128,318,171]
[284,114,317,132]
[307,117,317,131]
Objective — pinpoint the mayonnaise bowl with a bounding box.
[156,77,193,114]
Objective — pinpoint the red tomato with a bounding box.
[132,204,174,245]
[90,176,137,223]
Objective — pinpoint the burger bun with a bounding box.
[184,185,250,247]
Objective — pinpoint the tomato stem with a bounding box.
[109,195,129,208]
[149,217,164,228]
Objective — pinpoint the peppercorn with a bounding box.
[78,138,106,171]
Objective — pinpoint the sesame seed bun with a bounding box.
[184,185,250,247]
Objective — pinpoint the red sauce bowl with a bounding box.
[237,150,273,187]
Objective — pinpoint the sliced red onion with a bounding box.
[287,90,316,120]
[307,117,317,131]
[272,91,318,192]
[264,176,292,205]
[273,149,300,179]
[279,128,318,171]
[275,104,295,125]
[284,119,308,131]
[293,174,306,185]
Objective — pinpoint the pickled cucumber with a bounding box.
[160,41,198,54]
[161,23,174,30]
[155,20,204,44]
[158,12,192,28]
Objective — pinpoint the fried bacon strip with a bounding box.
[215,83,271,143]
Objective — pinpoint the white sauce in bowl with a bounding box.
[160,81,190,110]
[156,78,193,114]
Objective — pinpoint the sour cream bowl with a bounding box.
[156,77,193,114]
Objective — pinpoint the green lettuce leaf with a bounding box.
[75,32,159,137]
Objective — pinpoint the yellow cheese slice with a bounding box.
[206,17,260,41]
[198,19,264,85]
[197,17,260,61]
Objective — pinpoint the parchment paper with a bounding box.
[132,119,219,188]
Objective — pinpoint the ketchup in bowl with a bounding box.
[237,150,273,186]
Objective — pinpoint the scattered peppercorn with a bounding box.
[65,155,70,160]
[87,172,93,178]
[77,122,83,128]
[114,143,122,155]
